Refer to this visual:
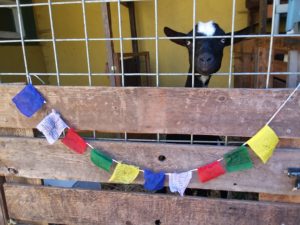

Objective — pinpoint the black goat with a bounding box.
[164,21,253,144]
[164,21,253,87]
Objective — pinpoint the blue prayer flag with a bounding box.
[143,169,165,191]
[12,84,45,117]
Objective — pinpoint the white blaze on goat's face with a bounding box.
[197,21,216,36]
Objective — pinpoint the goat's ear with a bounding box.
[224,25,256,46]
[164,27,188,47]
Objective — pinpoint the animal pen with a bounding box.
[0,0,300,224]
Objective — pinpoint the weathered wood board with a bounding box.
[4,184,300,225]
[0,137,299,195]
[1,85,300,138]
[0,178,8,225]
[260,193,300,204]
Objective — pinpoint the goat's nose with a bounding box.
[199,53,213,64]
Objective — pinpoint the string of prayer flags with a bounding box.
[143,170,165,191]
[224,146,253,173]
[169,171,192,196]
[36,110,68,144]
[12,84,46,117]
[61,128,87,154]
[109,163,140,184]
[247,125,279,163]
[90,149,113,172]
[198,161,226,183]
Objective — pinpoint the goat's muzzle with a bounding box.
[196,52,218,75]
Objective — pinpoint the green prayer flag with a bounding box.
[224,146,253,173]
[90,149,113,172]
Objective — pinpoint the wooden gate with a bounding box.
[0,85,300,224]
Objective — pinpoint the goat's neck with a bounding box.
[185,67,211,87]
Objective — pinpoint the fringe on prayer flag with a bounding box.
[143,169,165,191]
[247,125,279,163]
[12,84,46,117]
[198,161,226,183]
[109,163,139,184]
[90,149,113,172]
[169,171,192,196]
[36,110,68,144]
[61,128,87,154]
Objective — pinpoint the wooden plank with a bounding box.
[287,50,300,88]
[0,126,45,224]
[0,178,8,225]
[101,3,119,86]
[1,86,300,138]
[4,184,300,225]
[260,193,300,204]
[259,0,267,34]
[0,137,299,195]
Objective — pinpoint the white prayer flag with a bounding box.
[36,110,68,144]
[169,171,192,196]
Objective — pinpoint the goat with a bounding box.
[164,21,253,144]
[164,20,253,87]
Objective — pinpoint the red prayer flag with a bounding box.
[197,161,226,183]
[61,128,87,154]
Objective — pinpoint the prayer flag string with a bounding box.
[11,83,300,194]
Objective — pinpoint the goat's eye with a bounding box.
[220,38,226,44]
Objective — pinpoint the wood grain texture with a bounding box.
[4,184,300,225]
[0,137,299,195]
[0,178,8,225]
[259,193,300,203]
[0,127,45,225]
[1,85,300,138]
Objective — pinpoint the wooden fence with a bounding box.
[0,85,300,224]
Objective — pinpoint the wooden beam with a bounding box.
[287,51,300,88]
[101,3,119,86]
[4,184,300,225]
[0,178,8,225]
[1,85,300,138]
[128,2,140,74]
[0,137,299,195]
[260,193,300,203]
[259,0,267,34]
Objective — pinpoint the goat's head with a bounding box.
[164,21,253,86]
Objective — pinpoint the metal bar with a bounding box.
[0,0,152,8]
[116,0,126,141]
[81,0,92,86]
[48,0,61,86]
[1,34,300,44]
[15,0,31,84]
[265,0,277,88]
[81,0,96,138]
[2,71,300,76]
[117,0,125,86]
[228,0,236,88]
[191,0,196,88]
[225,0,237,145]
[154,0,159,87]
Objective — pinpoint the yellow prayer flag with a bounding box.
[109,163,140,184]
[247,125,279,164]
